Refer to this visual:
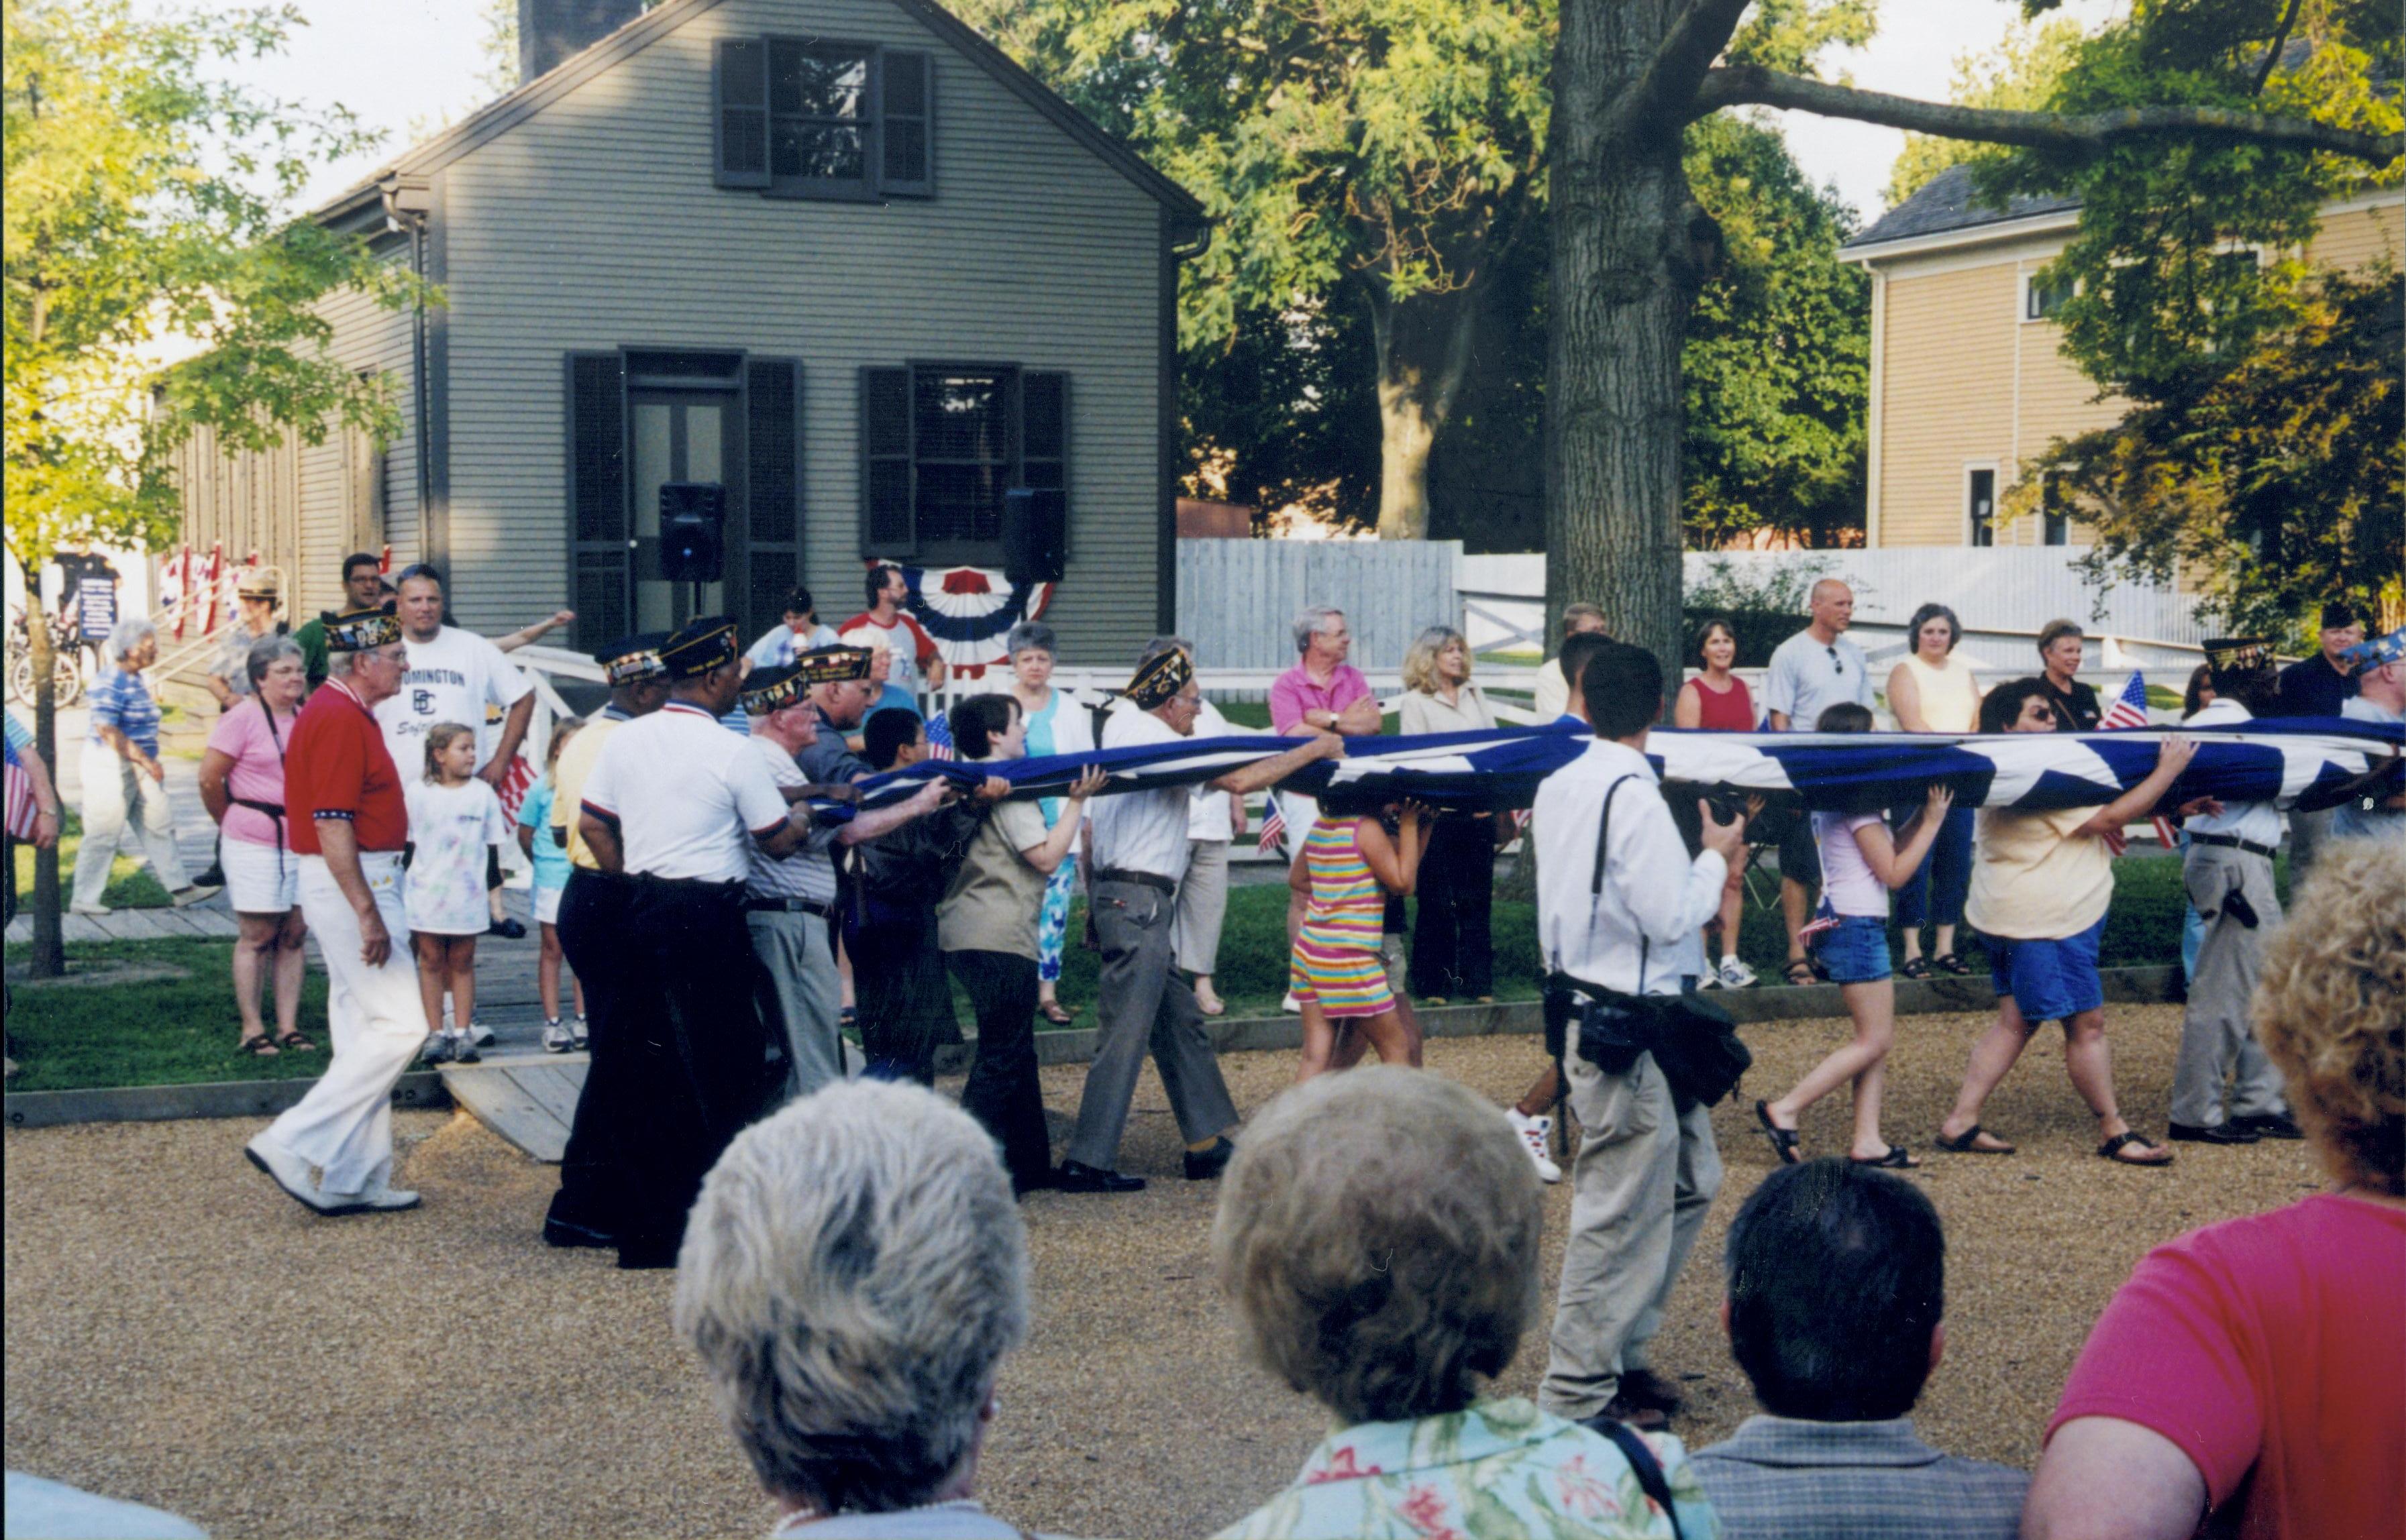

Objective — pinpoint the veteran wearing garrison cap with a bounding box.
[2167,637,2296,1148]
[1060,644,1347,1193]
[541,630,672,1251]
[573,618,830,1268]
[245,606,428,1215]
[738,657,960,1103]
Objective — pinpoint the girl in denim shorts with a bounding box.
[1755,704,1955,1168]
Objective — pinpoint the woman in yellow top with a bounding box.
[1885,603,1983,979]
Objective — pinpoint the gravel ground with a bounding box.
[5,1003,2322,1539]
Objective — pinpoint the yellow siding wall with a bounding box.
[1871,192,2403,549]
[1875,263,2018,546]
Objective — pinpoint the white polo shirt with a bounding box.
[2181,699,2285,848]
[579,702,790,883]
[1087,706,1196,883]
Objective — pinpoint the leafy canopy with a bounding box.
[3,0,415,576]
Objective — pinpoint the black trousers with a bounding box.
[1410,814,1497,999]
[947,948,1051,1189]
[546,867,632,1240]
[610,877,781,1266]
[846,912,955,1085]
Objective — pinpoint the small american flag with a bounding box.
[2095,670,2175,854]
[495,753,537,821]
[924,710,955,762]
[5,734,39,842]
[1257,794,1286,857]
[1797,902,1842,948]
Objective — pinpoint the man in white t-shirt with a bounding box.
[1060,646,1343,1193]
[837,563,947,702]
[377,564,537,944]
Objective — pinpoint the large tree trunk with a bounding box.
[1368,285,1481,541]
[1545,0,1702,688]
[25,589,66,977]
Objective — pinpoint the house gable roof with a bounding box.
[1841,164,2080,255]
[312,0,1202,231]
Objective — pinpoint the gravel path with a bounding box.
[6,1004,2320,1538]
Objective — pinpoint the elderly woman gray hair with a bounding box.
[1004,620,1057,659]
[674,1080,1029,1528]
[1212,1068,1711,1539]
[105,615,159,664]
[246,634,306,689]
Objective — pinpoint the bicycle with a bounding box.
[6,604,89,709]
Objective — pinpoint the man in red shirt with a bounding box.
[837,563,947,702]
[244,607,429,1215]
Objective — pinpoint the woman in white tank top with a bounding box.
[1887,604,1983,977]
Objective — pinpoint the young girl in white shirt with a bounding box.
[407,722,509,1064]
[1755,703,1953,1167]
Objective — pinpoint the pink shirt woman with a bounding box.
[199,636,315,1056]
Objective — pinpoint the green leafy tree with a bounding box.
[4,0,415,973]
[2014,267,2402,640]
[957,0,1552,539]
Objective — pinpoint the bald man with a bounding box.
[1763,580,1873,983]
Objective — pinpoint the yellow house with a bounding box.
[1840,164,2404,549]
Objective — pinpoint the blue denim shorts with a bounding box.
[1990,914,2107,1024]
[1816,914,1893,985]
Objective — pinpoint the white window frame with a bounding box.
[1964,463,2001,548]
[2020,269,2078,323]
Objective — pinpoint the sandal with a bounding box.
[236,1033,280,1057]
[2099,1131,2173,1166]
[1754,1101,1803,1165]
[1934,1124,2016,1155]
[1899,956,1932,980]
[273,1030,318,1052]
[1039,1000,1076,1026]
[1851,1145,1922,1168]
[1934,952,1973,977]
[1780,959,1818,989]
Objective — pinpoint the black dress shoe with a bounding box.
[1615,1368,1687,1417]
[1579,1396,1670,1433]
[616,1238,682,1270]
[1183,1136,1237,1182]
[1055,1160,1145,1194]
[2168,1121,2259,1145]
[2228,1112,2304,1140]
[488,916,528,940]
[543,1215,617,1250]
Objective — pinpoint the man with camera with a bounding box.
[1536,642,1748,1433]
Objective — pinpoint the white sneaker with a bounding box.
[467,1020,496,1048]
[420,1031,455,1066]
[170,884,222,908]
[1697,969,1722,989]
[570,1014,590,1051]
[1508,1109,1563,1183]
[1282,992,1302,1015]
[245,1136,332,1212]
[356,1185,422,1212]
[451,1027,481,1065]
[68,900,112,916]
[1718,956,1758,990]
[541,1018,572,1054]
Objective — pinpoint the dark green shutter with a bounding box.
[859,366,914,557]
[566,352,629,649]
[715,39,771,189]
[745,357,803,637]
[878,50,933,197]
[1021,371,1067,496]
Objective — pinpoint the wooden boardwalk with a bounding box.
[440,1054,586,1163]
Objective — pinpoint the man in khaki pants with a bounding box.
[1533,642,1747,1431]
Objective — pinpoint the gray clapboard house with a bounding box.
[169,0,1204,657]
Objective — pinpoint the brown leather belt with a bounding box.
[2189,832,2277,859]
[1092,868,1176,895]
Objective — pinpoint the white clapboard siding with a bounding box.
[1177,539,1465,677]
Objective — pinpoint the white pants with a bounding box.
[72,742,191,907]
[261,853,427,1195]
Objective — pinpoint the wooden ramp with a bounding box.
[439,1055,584,1162]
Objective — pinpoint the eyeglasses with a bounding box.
[2028,705,2057,723]
[1826,645,1842,676]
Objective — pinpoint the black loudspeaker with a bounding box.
[659,482,726,584]
[1001,486,1067,587]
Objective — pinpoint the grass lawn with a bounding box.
[4,938,333,1093]
[11,808,176,909]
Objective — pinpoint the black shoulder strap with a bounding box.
[1593,1419,1685,1540]
[1589,774,1639,897]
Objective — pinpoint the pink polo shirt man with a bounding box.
[1269,661,1372,734]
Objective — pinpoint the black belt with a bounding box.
[1092,868,1177,895]
[627,873,744,892]
[743,895,835,917]
[2190,832,2278,859]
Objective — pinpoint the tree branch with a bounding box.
[2252,0,2303,97]
[1693,64,2405,164]
[1606,0,1757,149]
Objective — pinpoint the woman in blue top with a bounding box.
[517,722,585,1052]
[1002,622,1094,1025]
[73,618,213,913]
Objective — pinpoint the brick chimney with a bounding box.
[519,0,647,84]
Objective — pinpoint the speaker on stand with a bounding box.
[1000,486,1067,589]
[659,482,726,624]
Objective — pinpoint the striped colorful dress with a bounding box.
[1290,817,1395,1018]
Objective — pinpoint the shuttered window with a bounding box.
[857,364,1069,565]
[566,353,631,649]
[713,38,933,200]
[745,358,804,635]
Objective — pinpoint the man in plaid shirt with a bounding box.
[1692,1160,2027,1539]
